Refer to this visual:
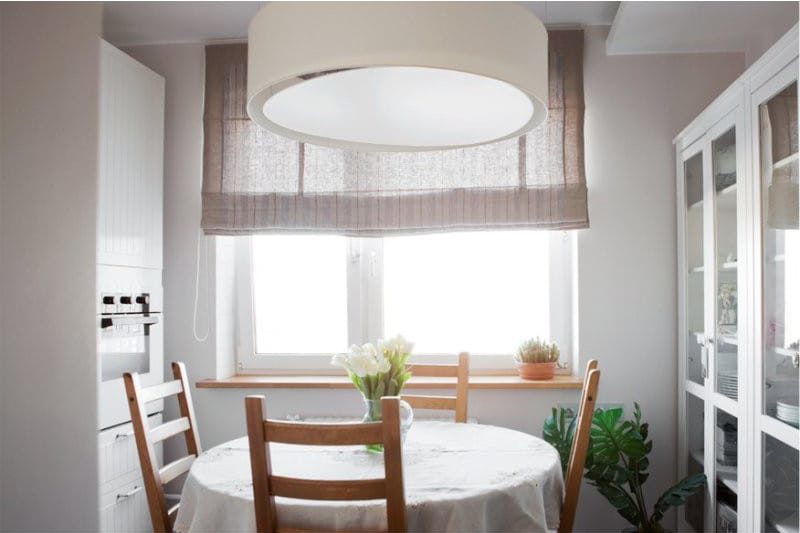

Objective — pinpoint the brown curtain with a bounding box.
[202,30,587,236]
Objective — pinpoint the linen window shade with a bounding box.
[201,30,587,236]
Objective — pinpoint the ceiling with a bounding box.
[607,1,799,55]
[103,2,263,46]
[102,2,620,47]
[104,1,798,57]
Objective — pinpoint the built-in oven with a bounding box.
[98,265,163,430]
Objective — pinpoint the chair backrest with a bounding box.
[124,362,202,533]
[245,395,407,533]
[558,359,600,533]
[402,352,469,423]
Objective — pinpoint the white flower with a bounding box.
[332,337,411,379]
[377,338,389,355]
[381,334,414,355]
[347,343,381,377]
[376,353,391,373]
[330,352,352,373]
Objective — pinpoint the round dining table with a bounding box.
[173,421,563,533]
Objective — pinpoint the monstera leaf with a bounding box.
[595,483,642,525]
[630,403,653,485]
[584,407,648,526]
[590,407,648,464]
[543,407,576,477]
[650,472,707,524]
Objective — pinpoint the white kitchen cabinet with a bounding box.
[98,41,165,270]
[99,415,162,533]
[675,25,798,533]
[97,40,166,532]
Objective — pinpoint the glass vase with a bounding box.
[362,397,414,453]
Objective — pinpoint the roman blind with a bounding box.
[201,30,587,236]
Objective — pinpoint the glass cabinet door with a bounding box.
[713,127,740,400]
[715,409,738,531]
[762,434,799,532]
[685,152,706,385]
[759,81,799,427]
[686,392,706,531]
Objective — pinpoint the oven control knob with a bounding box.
[120,296,132,304]
[102,296,115,305]
[136,295,149,305]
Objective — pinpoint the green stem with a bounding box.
[623,456,649,530]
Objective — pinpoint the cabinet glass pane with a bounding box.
[714,128,739,400]
[762,434,799,533]
[715,409,738,531]
[686,152,706,385]
[760,82,799,425]
[686,392,706,531]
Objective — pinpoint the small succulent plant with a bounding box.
[515,337,560,363]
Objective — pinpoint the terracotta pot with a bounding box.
[517,361,556,380]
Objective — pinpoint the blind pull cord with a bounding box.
[193,227,210,342]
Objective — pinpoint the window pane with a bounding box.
[383,231,550,354]
[252,235,348,354]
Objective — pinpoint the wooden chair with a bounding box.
[245,395,407,533]
[124,362,202,533]
[557,359,601,533]
[402,352,469,423]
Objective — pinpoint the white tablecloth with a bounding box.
[174,421,563,533]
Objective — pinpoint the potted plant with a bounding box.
[515,337,560,379]
[331,335,415,452]
[543,403,706,533]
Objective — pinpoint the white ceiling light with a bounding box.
[247,2,548,152]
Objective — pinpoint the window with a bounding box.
[251,235,348,354]
[382,232,550,354]
[237,231,575,372]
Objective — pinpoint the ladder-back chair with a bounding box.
[124,361,202,533]
[558,359,601,533]
[245,395,407,533]
[402,352,469,422]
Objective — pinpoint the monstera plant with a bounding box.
[544,403,706,533]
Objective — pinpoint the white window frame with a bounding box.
[235,231,576,374]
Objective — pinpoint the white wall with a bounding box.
[577,27,743,529]
[744,15,799,67]
[126,26,744,531]
[0,4,101,532]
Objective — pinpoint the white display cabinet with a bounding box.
[676,26,798,533]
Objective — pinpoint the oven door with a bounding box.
[98,313,164,430]
[99,314,159,382]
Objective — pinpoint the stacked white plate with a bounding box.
[776,399,799,427]
[715,421,738,467]
[718,372,738,400]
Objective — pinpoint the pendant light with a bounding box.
[247,2,548,152]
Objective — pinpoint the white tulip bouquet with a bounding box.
[331,335,414,401]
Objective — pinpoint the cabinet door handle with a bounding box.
[101,315,159,329]
[115,431,134,441]
[116,486,142,502]
[700,342,709,379]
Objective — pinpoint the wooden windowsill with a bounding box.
[196,374,583,390]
